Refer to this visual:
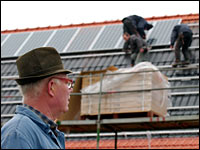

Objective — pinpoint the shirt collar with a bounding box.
[23,104,58,135]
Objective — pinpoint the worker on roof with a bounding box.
[1,47,74,149]
[122,32,150,66]
[122,15,153,39]
[170,24,193,67]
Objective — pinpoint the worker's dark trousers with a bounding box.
[131,51,149,66]
[123,41,129,51]
[174,32,193,62]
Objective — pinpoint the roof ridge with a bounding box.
[1,13,199,34]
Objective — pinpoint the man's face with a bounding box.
[53,75,73,113]
[123,34,130,41]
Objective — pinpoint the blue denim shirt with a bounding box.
[1,105,65,149]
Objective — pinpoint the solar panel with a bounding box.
[1,32,30,57]
[146,19,181,46]
[1,19,182,57]
[66,26,102,52]
[1,34,7,43]
[91,24,123,50]
[46,28,78,53]
[17,30,53,56]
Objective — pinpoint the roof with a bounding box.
[1,13,199,149]
[1,14,199,58]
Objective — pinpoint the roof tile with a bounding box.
[65,137,199,149]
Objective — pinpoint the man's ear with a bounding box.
[48,79,55,97]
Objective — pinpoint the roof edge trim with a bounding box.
[1,13,199,34]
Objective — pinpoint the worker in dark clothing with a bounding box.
[170,24,193,67]
[122,15,153,39]
[122,32,150,66]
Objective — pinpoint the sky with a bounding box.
[1,1,199,31]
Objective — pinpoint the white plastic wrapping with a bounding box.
[81,62,172,116]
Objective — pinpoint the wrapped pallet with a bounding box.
[81,62,171,117]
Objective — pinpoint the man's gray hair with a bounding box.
[19,79,46,99]
[19,76,61,101]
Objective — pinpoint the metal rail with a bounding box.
[96,73,103,149]
[70,65,199,78]
[168,106,199,110]
[64,129,199,138]
[1,85,199,94]
[168,76,199,81]
[1,74,199,84]
[1,114,15,117]
[1,62,199,80]
[1,105,198,112]
[4,65,198,81]
[171,91,199,95]
[1,101,22,104]
[64,85,200,96]
[1,46,199,63]
[1,90,199,100]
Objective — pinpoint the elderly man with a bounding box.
[1,47,73,149]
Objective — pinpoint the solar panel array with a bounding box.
[1,19,181,57]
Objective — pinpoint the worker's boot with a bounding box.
[172,60,181,67]
[181,60,190,66]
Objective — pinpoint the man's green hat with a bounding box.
[15,47,72,85]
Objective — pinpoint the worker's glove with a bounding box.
[140,47,149,53]
[140,48,144,53]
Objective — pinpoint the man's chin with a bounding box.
[64,106,69,112]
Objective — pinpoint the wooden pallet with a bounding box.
[80,111,160,120]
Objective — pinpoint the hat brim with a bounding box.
[15,69,73,85]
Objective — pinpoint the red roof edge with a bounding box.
[65,136,199,149]
[1,13,199,34]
